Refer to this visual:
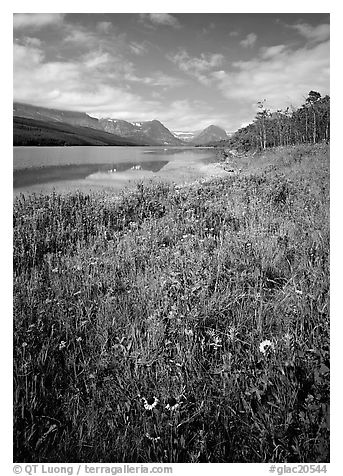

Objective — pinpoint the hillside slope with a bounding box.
[100,118,184,145]
[14,102,184,146]
[13,116,144,146]
[192,125,228,145]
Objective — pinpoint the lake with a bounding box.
[13,146,222,195]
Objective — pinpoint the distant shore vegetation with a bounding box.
[215,91,329,151]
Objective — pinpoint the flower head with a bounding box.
[143,396,159,411]
[209,335,222,348]
[59,341,67,350]
[259,339,275,354]
[146,432,160,442]
[165,397,179,411]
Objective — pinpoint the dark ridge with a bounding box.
[13,116,146,147]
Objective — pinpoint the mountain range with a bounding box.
[13,102,228,147]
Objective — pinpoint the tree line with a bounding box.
[228,91,330,151]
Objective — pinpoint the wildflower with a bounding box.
[259,339,275,354]
[143,396,159,411]
[76,336,82,342]
[146,432,160,442]
[165,397,179,411]
[59,341,67,350]
[209,336,222,348]
[22,342,28,348]
[227,325,237,343]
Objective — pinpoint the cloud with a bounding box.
[169,50,224,85]
[129,41,148,56]
[21,36,42,47]
[13,42,159,114]
[213,40,330,113]
[13,41,190,127]
[119,70,186,89]
[14,43,44,68]
[288,22,330,43]
[62,23,136,62]
[13,41,226,130]
[139,13,181,28]
[172,51,224,71]
[96,21,113,34]
[260,44,287,59]
[13,13,64,30]
[81,51,112,69]
[148,99,229,130]
[143,72,186,88]
[202,22,216,34]
[240,33,257,47]
[64,29,96,45]
[91,98,223,130]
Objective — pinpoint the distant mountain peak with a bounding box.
[98,116,183,145]
[192,124,228,145]
[205,124,222,130]
[13,102,231,146]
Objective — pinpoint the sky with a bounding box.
[13,13,330,132]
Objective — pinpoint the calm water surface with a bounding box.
[13,146,217,195]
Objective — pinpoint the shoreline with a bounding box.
[13,152,230,197]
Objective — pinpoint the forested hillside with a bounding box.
[13,116,143,147]
[221,91,330,151]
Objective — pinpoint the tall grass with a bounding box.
[13,143,329,463]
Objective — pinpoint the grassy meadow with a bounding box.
[13,143,330,463]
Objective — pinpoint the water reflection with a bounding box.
[13,146,219,195]
[13,160,169,188]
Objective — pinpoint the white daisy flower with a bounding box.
[143,396,159,411]
[259,339,275,354]
[146,432,161,442]
[165,397,179,411]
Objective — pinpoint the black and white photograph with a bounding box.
[12,6,331,468]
